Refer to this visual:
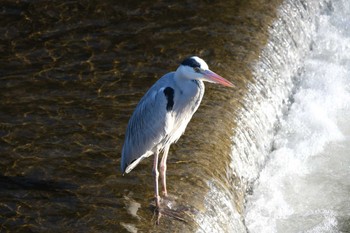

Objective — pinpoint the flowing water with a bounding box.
[245,0,350,232]
[0,0,349,232]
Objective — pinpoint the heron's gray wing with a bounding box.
[121,82,175,174]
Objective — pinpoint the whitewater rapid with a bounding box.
[245,0,350,232]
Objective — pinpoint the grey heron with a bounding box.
[121,56,233,212]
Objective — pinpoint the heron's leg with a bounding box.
[152,150,160,208]
[160,145,170,197]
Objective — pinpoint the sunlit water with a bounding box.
[0,1,281,232]
[245,0,350,232]
[2,0,349,232]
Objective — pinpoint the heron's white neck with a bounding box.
[174,68,191,83]
[174,68,204,94]
[174,65,201,81]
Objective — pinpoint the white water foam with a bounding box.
[245,0,350,232]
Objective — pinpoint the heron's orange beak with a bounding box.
[202,70,234,87]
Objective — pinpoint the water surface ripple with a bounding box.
[1,0,284,232]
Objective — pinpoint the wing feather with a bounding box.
[121,74,175,173]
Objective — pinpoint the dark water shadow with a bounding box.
[0,174,78,192]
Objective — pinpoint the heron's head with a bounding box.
[176,56,234,87]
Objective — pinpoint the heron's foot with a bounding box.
[160,206,189,223]
[152,207,162,225]
[150,195,162,225]
[151,195,190,224]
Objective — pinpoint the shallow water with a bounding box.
[0,0,282,232]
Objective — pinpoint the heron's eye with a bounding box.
[194,67,200,73]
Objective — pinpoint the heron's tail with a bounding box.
[121,150,153,175]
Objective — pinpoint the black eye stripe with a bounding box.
[181,57,201,68]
